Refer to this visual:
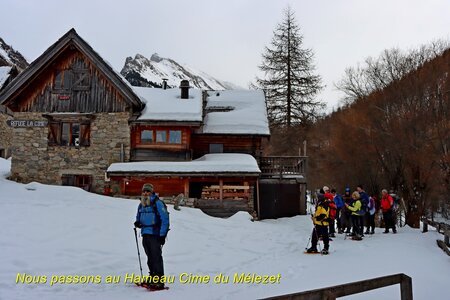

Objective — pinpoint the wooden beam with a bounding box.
[260,273,413,300]
[256,178,260,218]
[219,179,223,204]
[184,179,189,198]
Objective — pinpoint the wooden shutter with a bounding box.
[48,121,61,146]
[80,122,91,146]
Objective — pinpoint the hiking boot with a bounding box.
[321,248,329,255]
[370,230,375,234]
[383,230,389,234]
[306,247,319,253]
[393,230,397,234]
[338,229,343,234]
[352,235,363,241]
[364,231,370,235]
[329,233,336,238]
[152,283,165,290]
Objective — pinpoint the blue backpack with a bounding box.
[360,192,370,213]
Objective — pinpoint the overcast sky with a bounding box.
[1,0,449,110]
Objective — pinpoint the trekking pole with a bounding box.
[305,235,312,250]
[133,227,144,278]
[313,223,322,253]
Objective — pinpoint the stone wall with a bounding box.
[0,110,13,158]
[10,112,131,193]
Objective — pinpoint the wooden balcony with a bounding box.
[259,156,307,179]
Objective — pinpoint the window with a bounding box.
[156,130,167,143]
[141,130,154,143]
[169,130,182,144]
[61,122,80,146]
[62,174,92,191]
[209,143,223,153]
[54,70,73,90]
[48,120,90,147]
[72,69,91,91]
[54,67,91,91]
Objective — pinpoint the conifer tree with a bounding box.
[257,7,323,127]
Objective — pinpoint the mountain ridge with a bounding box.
[120,53,241,90]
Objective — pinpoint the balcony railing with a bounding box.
[259,156,307,178]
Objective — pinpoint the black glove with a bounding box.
[159,236,166,245]
[134,221,142,228]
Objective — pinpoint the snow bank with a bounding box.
[1,157,449,300]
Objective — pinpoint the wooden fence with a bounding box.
[422,218,450,256]
[260,273,413,300]
[259,156,306,178]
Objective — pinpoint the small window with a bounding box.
[141,130,154,143]
[60,122,80,146]
[54,70,73,90]
[209,143,223,153]
[62,174,91,191]
[72,70,91,91]
[169,130,182,144]
[48,121,90,147]
[156,130,167,143]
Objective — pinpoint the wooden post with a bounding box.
[400,274,413,300]
[256,178,261,218]
[184,179,189,198]
[219,179,223,205]
[422,218,428,233]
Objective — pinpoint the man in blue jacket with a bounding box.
[134,183,170,290]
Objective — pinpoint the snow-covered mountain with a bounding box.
[0,37,28,90]
[120,53,241,90]
[0,37,28,71]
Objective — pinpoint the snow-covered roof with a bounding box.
[0,66,12,89]
[133,86,203,122]
[107,153,261,175]
[202,90,270,135]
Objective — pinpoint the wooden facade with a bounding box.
[130,124,196,161]
[191,134,262,158]
[0,29,143,193]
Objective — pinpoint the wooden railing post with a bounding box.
[400,274,413,300]
[422,218,428,233]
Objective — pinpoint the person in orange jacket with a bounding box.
[381,189,397,233]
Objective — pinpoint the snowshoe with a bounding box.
[306,247,319,254]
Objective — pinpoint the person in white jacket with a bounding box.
[364,195,376,234]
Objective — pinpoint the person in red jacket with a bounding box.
[324,191,337,237]
[381,189,397,233]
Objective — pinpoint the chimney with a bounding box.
[180,80,191,99]
[162,78,168,90]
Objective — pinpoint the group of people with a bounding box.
[307,185,398,255]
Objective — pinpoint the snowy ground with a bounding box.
[0,157,449,300]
